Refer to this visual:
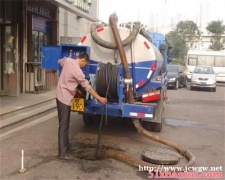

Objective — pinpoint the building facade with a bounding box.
[186,34,225,51]
[0,0,98,97]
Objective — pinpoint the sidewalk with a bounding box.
[0,90,56,115]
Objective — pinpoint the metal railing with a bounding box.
[25,62,57,94]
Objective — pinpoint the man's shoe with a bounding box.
[58,153,75,160]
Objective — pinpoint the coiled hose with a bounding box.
[90,23,140,49]
[95,62,118,102]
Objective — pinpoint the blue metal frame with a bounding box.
[83,60,160,120]
[84,101,154,120]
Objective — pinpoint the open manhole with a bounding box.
[74,148,107,160]
[70,142,124,161]
[67,143,184,168]
[142,148,183,165]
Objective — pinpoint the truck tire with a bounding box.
[152,122,163,132]
[173,79,180,90]
[83,114,101,126]
[183,78,187,88]
[174,80,179,90]
[142,121,153,131]
[142,121,162,132]
[83,114,94,126]
[142,89,165,132]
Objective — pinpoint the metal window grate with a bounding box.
[25,62,56,94]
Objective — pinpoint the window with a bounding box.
[188,58,197,66]
[188,55,197,65]
[5,0,13,23]
[167,65,179,72]
[0,0,3,22]
[32,31,50,62]
[194,66,214,74]
[31,16,51,62]
[215,56,225,67]
[197,55,214,66]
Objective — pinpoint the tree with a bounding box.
[206,20,225,51]
[176,20,200,49]
[166,30,188,65]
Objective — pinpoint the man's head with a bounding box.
[78,53,89,68]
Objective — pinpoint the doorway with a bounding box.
[0,24,19,96]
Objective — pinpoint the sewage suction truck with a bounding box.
[41,13,195,171]
[41,14,168,132]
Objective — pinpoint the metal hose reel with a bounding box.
[95,62,119,102]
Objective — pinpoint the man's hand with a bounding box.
[88,88,107,105]
[58,57,66,67]
[97,97,107,105]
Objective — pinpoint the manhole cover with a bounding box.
[142,148,181,165]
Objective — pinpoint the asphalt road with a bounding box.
[0,83,224,180]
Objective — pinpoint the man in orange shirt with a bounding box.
[56,53,107,159]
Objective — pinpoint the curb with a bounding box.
[0,111,57,141]
[0,103,56,129]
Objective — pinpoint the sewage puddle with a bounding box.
[164,118,224,132]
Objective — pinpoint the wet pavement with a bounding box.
[165,118,225,132]
[0,84,224,180]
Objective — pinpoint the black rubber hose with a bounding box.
[139,28,152,43]
[90,23,140,49]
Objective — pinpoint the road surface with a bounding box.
[0,84,224,180]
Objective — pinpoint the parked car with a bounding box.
[190,66,216,92]
[167,64,187,89]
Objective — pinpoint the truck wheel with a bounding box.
[174,80,179,90]
[143,116,163,132]
[183,79,187,87]
[142,121,153,131]
[142,121,162,132]
[152,122,163,132]
[190,86,194,90]
[142,89,164,132]
[83,114,101,126]
[153,89,164,132]
[83,114,94,126]
[213,87,216,92]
